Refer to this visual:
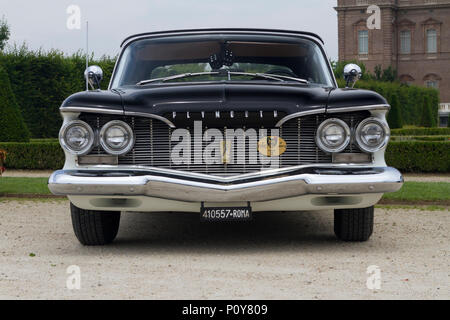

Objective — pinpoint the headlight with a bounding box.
[100,120,134,155]
[316,118,351,153]
[355,118,390,153]
[59,120,94,155]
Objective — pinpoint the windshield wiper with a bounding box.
[136,70,309,86]
[137,72,219,85]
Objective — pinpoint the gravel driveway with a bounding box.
[0,199,448,300]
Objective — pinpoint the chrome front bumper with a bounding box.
[48,167,403,203]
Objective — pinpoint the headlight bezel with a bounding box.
[315,118,351,153]
[59,120,95,156]
[355,117,390,153]
[99,120,135,155]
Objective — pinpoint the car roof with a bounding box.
[120,28,324,47]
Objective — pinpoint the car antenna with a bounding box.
[85,21,89,91]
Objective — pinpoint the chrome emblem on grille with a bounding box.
[258,136,287,157]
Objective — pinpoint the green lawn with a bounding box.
[0,178,449,204]
[0,177,51,195]
[382,181,450,203]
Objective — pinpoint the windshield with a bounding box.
[111,36,335,88]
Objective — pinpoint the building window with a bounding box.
[400,74,415,86]
[427,29,437,53]
[400,30,411,54]
[426,80,438,89]
[358,30,368,54]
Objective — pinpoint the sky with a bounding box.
[0,0,339,60]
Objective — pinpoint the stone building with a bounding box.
[335,0,450,126]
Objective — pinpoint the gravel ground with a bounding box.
[0,199,448,300]
[3,170,450,182]
[2,170,54,178]
[403,174,450,183]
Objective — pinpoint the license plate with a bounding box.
[201,206,252,222]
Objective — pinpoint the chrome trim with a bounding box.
[74,163,382,184]
[122,111,176,128]
[60,107,124,115]
[121,29,325,48]
[327,104,391,113]
[61,107,177,128]
[275,107,326,127]
[49,167,404,202]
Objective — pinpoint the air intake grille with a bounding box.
[80,111,369,177]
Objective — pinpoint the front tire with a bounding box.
[70,203,121,246]
[334,206,374,242]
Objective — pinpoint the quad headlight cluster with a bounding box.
[316,117,390,154]
[59,120,134,156]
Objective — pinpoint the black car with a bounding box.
[49,29,403,245]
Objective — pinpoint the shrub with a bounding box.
[420,95,434,127]
[386,141,450,173]
[0,46,116,138]
[0,149,6,175]
[0,66,30,142]
[391,135,450,142]
[0,142,64,170]
[334,61,440,128]
[391,127,450,136]
[387,92,402,129]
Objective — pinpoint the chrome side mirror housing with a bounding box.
[343,64,362,88]
[84,65,103,90]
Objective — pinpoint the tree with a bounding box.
[0,17,10,51]
[387,93,403,129]
[420,95,434,128]
[0,66,30,142]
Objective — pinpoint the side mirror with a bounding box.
[84,65,103,90]
[343,64,362,88]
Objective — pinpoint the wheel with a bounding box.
[334,206,374,242]
[70,203,121,246]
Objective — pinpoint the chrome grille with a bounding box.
[81,111,369,177]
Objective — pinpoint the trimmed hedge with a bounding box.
[0,142,64,170]
[386,141,450,173]
[391,127,450,136]
[0,140,448,173]
[391,135,450,142]
[336,73,440,129]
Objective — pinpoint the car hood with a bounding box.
[327,88,388,111]
[118,83,331,116]
[60,84,389,118]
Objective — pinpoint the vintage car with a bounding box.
[49,29,404,245]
